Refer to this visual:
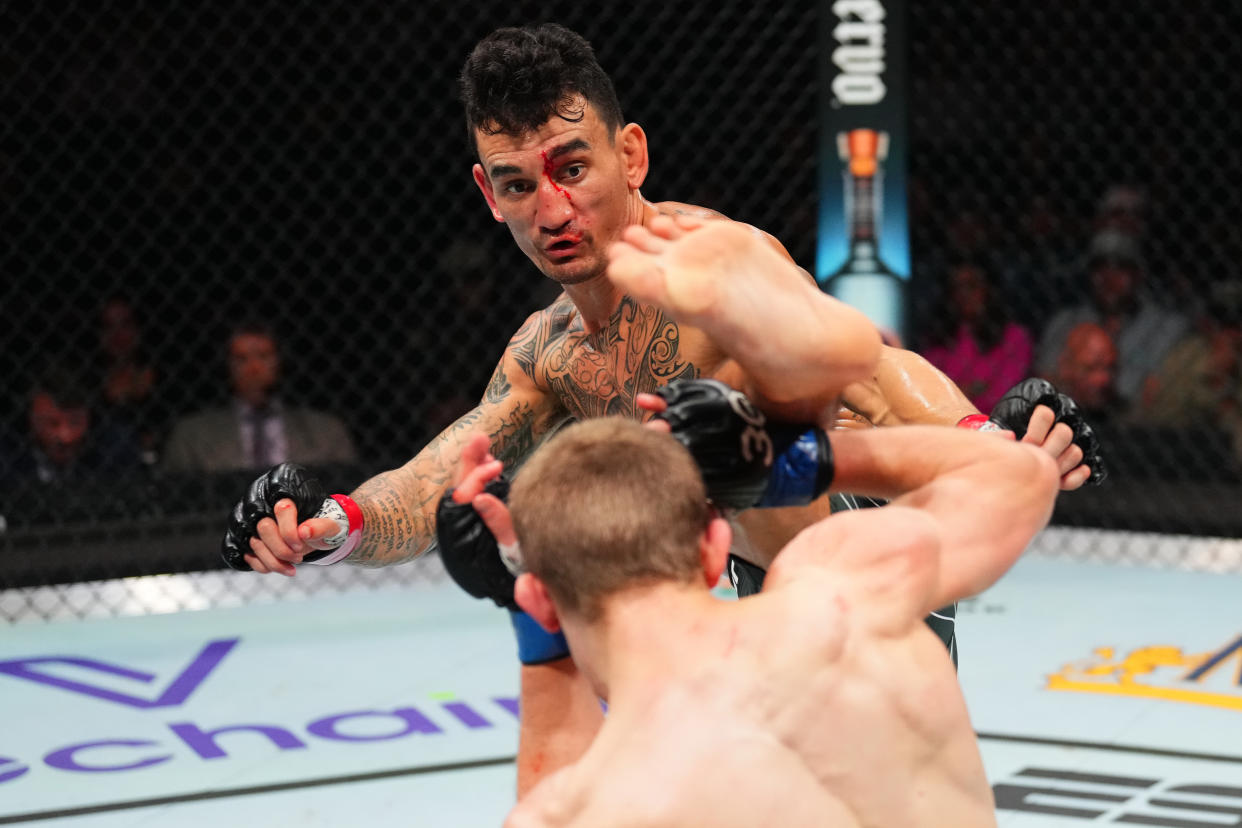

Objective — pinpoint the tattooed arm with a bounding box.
[241,310,567,575]
[346,326,568,568]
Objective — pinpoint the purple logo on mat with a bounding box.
[0,756,30,784]
[0,637,521,792]
[0,638,238,709]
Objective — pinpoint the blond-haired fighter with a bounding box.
[490,407,1057,827]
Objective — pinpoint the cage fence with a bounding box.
[2,0,1239,621]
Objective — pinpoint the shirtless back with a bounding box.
[503,416,1059,827]
[509,523,994,827]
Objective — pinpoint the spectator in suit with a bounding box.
[0,362,142,485]
[162,322,358,472]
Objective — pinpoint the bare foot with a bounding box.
[607,216,773,319]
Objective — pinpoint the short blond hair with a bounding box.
[510,418,710,621]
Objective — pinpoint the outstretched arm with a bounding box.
[644,379,1059,628]
[841,350,1099,491]
[840,345,978,427]
[242,314,567,574]
[809,424,1060,611]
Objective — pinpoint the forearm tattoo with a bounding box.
[347,367,555,567]
[346,293,702,567]
[349,471,427,567]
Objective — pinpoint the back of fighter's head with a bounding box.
[510,417,711,622]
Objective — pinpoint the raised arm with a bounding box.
[643,379,1059,631]
[786,424,1061,614]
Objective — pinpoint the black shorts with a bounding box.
[727,493,959,669]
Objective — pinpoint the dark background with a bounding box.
[2,1,1239,588]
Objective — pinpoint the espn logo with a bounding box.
[995,767,1242,825]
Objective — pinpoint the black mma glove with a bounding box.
[221,463,361,571]
[988,378,1108,486]
[435,476,518,609]
[435,477,571,665]
[652,379,835,509]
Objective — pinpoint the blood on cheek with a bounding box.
[540,150,574,206]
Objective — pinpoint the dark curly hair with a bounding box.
[459,24,625,150]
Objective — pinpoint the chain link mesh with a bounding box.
[907,0,1242,565]
[1,1,1238,620]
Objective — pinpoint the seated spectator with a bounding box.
[921,259,1033,412]
[1140,280,1242,428]
[1094,184,1147,242]
[1035,229,1188,406]
[1045,322,1119,422]
[0,362,142,485]
[1044,321,1239,484]
[96,295,161,464]
[162,322,358,472]
[1136,280,1242,467]
[98,295,156,410]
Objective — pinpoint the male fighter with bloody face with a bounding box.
[221,23,1100,794]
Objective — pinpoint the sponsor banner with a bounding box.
[0,584,520,819]
[817,0,910,339]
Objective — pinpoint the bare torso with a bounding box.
[514,290,708,423]
[509,576,996,827]
[493,202,830,564]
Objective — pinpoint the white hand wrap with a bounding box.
[303,495,364,566]
[498,541,525,576]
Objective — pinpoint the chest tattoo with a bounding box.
[535,296,699,421]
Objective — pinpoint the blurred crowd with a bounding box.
[914,184,1242,481]
[0,306,359,492]
[3,183,1240,529]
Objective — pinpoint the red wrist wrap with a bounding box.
[302,494,365,566]
[331,494,365,534]
[956,414,1005,432]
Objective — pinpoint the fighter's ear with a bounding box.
[473,164,505,223]
[700,515,733,587]
[618,123,649,191]
[515,573,561,632]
